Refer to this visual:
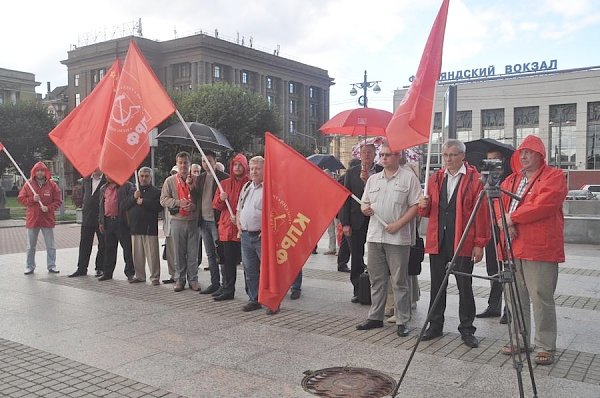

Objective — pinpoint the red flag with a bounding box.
[100,40,176,185]
[259,133,351,311]
[48,59,121,177]
[0,142,4,152]
[387,0,450,152]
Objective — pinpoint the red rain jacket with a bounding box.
[212,154,249,242]
[419,163,489,257]
[498,135,567,263]
[17,162,62,228]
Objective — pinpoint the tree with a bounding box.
[0,101,56,177]
[170,83,281,152]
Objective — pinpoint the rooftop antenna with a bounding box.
[137,18,143,37]
[174,26,177,38]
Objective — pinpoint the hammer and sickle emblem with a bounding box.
[113,94,142,126]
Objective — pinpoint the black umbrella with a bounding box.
[306,154,345,171]
[156,122,234,152]
[465,138,515,174]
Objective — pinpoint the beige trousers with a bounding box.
[132,235,161,282]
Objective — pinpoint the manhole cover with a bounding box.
[301,367,396,397]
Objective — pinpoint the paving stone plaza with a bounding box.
[1,223,600,397]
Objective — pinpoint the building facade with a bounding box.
[0,68,39,105]
[61,34,334,153]
[393,66,600,172]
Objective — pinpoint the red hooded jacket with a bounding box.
[418,163,489,257]
[17,162,62,228]
[212,154,249,242]
[498,135,567,263]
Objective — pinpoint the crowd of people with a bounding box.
[19,135,566,365]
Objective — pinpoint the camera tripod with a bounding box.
[391,179,538,398]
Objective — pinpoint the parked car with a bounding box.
[580,185,600,199]
[566,189,596,200]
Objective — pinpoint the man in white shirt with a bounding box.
[356,142,421,337]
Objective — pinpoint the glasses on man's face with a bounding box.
[379,152,398,158]
[442,152,462,158]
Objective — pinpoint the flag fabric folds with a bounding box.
[99,40,176,185]
[387,0,450,152]
[259,133,351,311]
[48,59,121,177]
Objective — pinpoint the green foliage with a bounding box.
[170,83,281,152]
[0,101,57,175]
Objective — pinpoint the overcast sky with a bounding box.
[3,0,600,116]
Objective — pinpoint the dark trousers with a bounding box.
[103,218,134,278]
[76,225,105,272]
[485,233,503,313]
[221,241,241,296]
[349,223,368,296]
[337,235,351,267]
[428,238,476,335]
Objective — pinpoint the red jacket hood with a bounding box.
[229,153,249,176]
[511,135,546,172]
[30,161,52,181]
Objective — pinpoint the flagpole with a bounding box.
[350,194,388,227]
[0,145,43,208]
[134,169,140,191]
[175,110,234,216]
[422,82,439,197]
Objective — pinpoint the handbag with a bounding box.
[408,229,425,276]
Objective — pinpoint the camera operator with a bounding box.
[476,150,508,323]
[497,136,567,366]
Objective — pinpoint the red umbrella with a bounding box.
[319,107,393,137]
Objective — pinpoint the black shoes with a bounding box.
[461,333,479,348]
[421,329,443,341]
[68,270,87,278]
[95,270,104,277]
[350,296,359,304]
[98,275,112,281]
[200,284,220,295]
[476,307,501,318]
[337,265,350,273]
[242,302,262,312]
[126,275,135,282]
[356,319,384,330]
[266,308,280,315]
[397,325,409,337]
[290,290,301,300]
[211,287,224,297]
[213,293,234,301]
[162,278,175,284]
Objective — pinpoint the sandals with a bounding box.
[534,351,555,366]
[501,344,532,355]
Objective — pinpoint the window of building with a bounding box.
[267,77,273,89]
[482,108,508,143]
[310,103,317,118]
[309,87,315,98]
[175,63,191,79]
[549,104,577,168]
[0,93,4,105]
[74,74,80,87]
[289,82,295,94]
[241,71,248,84]
[267,95,274,107]
[456,110,474,142]
[213,65,221,80]
[514,106,539,147]
[91,68,107,87]
[289,120,296,134]
[289,99,296,115]
[587,102,600,169]
[75,93,81,107]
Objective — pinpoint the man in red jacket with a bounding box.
[212,153,249,301]
[499,135,567,366]
[418,139,489,348]
[18,162,62,275]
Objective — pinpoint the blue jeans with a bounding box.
[200,219,220,286]
[291,271,302,292]
[26,228,56,271]
[241,231,261,302]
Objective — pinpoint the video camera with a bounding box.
[479,158,504,187]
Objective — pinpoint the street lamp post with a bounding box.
[349,70,381,108]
